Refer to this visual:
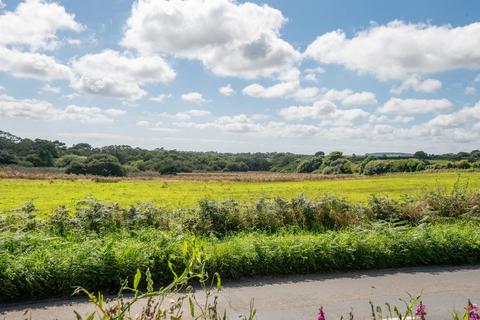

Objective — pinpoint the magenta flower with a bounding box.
[465,303,480,320]
[317,306,326,320]
[416,302,427,319]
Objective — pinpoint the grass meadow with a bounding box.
[1,171,480,215]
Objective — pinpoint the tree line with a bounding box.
[1,131,479,176]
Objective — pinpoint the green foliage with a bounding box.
[72,238,256,320]
[0,150,17,164]
[54,154,87,167]
[363,159,426,175]
[296,157,322,173]
[1,221,479,302]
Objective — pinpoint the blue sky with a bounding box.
[0,0,480,154]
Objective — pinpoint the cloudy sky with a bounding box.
[1,0,480,154]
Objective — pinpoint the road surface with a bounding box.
[1,265,479,319]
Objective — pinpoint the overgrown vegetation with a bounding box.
[72,238,256,320]
[2,130,480,176]
[1,185,480,302]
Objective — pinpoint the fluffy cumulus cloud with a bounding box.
[174,114,322,137]
[0,0,81,81]
[305,20,480,80]
[279,100,370,125]
[243,81,319,101]
[427,102,480,128]
[150,93,172,103]
[378,98,453,114]
[390,75,442,94]
[71,50,175,101]
[40,84,60,94]
[0,47,72,80]
[0,94,126,124]
[181,92,208,105]
[157,109,211,121]
[121,0,300,79]
[321,89,377,106]
[219,84,236,96]
[0,0,83,51]
[242,69,319,101]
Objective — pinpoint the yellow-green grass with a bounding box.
[1,171,480,215]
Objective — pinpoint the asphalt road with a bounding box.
[1,265,480,320]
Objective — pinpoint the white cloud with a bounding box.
[279,100,370,125]
[184,109,211,117]
[390,75,442,94]
[242,68,319,101]
[219,84,236,96]
[0,0,83,51]
[0,94,126,124]
[378,98,453,114]
[0,85,5,91]
[427,102,480,128]
[465,86,476,95]
[71,50,175,101]
[157,109,211,121]
[121,0,300,79]
[181,92,208,105]
[0,47,72,80]
[304,73,317,83]
[475,74,480,82]
[136,120,150,127]
[0,1,5,9]
[243,81,319,101]
[305,20,480,80]
[40,84,60,94]
[150,93,172,103]
[322,89,377,106]
[303,67,324,83]
[369,114,414,124]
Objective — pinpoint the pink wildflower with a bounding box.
[416,302,427,320]
[465,303,480,320]
[317,306,326,320]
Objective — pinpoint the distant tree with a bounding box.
[314,151,325,157]
[55,154,87,167]
[414,151,428,159]
[73,154,126,176]
[68,143,93,156]
[296,157,322,173]
[0,150,17,164]
[224,161,249,172]
[65,160,87,175]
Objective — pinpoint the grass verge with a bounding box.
[1,221,479,302]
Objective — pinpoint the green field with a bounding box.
[1,171,480,215]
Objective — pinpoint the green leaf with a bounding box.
[133,268,141,291]
[215,273,222,291]
[73,310,83,320]
[189,297,195,317]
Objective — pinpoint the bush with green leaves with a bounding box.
[1,221,480,302]
[296,157,323,173]
[67,153,126,176]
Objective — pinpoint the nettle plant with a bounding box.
[73,237,256,320]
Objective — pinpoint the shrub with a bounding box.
[65,160,87,174]
[84,154,126,177]
[322,158,354,174]
[0,150,17,165]
[363,160,391,175]
[54,154,86,168]
[296,157,322,173]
